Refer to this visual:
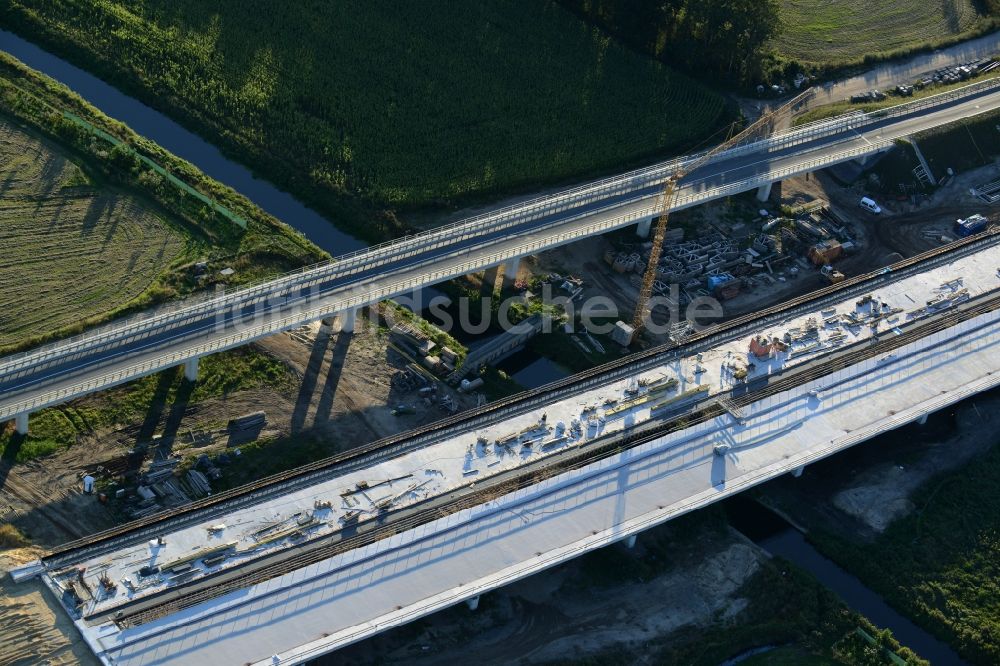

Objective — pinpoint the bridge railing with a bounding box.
[3,78,999,377]
[0,138,897,421]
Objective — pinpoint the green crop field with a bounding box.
[0,0,730,238]
[0,50,327,353]
[777,0,994,67]
[0,119,189,348]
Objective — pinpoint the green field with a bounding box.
[809,441,1000,664]
[0,50,326,352]
[0,119,189,348]
[777,0,994,67]
[0,0,730,237]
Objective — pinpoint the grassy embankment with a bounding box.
[810,102,1000,194]
[0,348,293,463]
[0,51,325,355]
[0,0,732,241]
[805,440,1000,664]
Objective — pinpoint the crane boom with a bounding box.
[631,89,813,333]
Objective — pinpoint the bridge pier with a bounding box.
[14,413,29,435]
[183,357,199,382]
[503,257,521,282]
[916,413,929,426]
[756,181,773,202]
[790,465,805,478]
[465,595,480,611]
[636,217,652,238]
[622,533,637,549]
[340,309,357,334]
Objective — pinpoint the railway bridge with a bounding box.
[12,231,1000,665]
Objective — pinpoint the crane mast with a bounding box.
[631,89,813,333]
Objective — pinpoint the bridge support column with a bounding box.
[14,413,28,435]
[636,217,652,238]
[465,595,480,611]
[622,533,637,549]
[183,357,199,382]
[917,413,928,426]
[756,181,773,202]
[790,465,805,478]
[340,309,357,334]
[503,257,521,282]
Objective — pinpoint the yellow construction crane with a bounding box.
[631,89,813,333]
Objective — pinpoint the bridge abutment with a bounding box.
[183,357,200,382]
[14,413,28,435]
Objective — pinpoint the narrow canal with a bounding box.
[0,29,365,256]
[725,496,966,665]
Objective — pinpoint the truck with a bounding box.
[954,214,988,237]
[820,264,845,284]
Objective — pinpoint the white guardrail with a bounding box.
[0,138,896,420]
[2,76,999,381]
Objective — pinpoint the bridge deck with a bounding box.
[5,82,1000,422]
[24,234,1000,665]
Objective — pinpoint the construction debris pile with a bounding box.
[606,203,859,305]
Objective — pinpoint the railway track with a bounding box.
[41,227,1000,571]
[103,285,1000,629]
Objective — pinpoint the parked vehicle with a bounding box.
[859,197,882,214]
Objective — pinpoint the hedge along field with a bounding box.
[0,51,327,353]
[776,0,994,67]
[0,0,730,235]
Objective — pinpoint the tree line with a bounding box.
[557,0,782,86]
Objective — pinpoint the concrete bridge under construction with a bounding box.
[12,230,1000,665]
[4,78,1000,434]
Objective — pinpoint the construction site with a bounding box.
[7,220,1000,664]
[6,38,1000,665]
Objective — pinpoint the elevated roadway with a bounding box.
[4,78,1000,428]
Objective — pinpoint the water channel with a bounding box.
[0,29,365,256]
[725,496,965,665]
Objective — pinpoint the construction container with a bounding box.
[807,240,843,266]
[460,377,485,392]
[611,321,635,346]
[955,214,988,237]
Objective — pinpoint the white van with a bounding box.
[859,197,882,214]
